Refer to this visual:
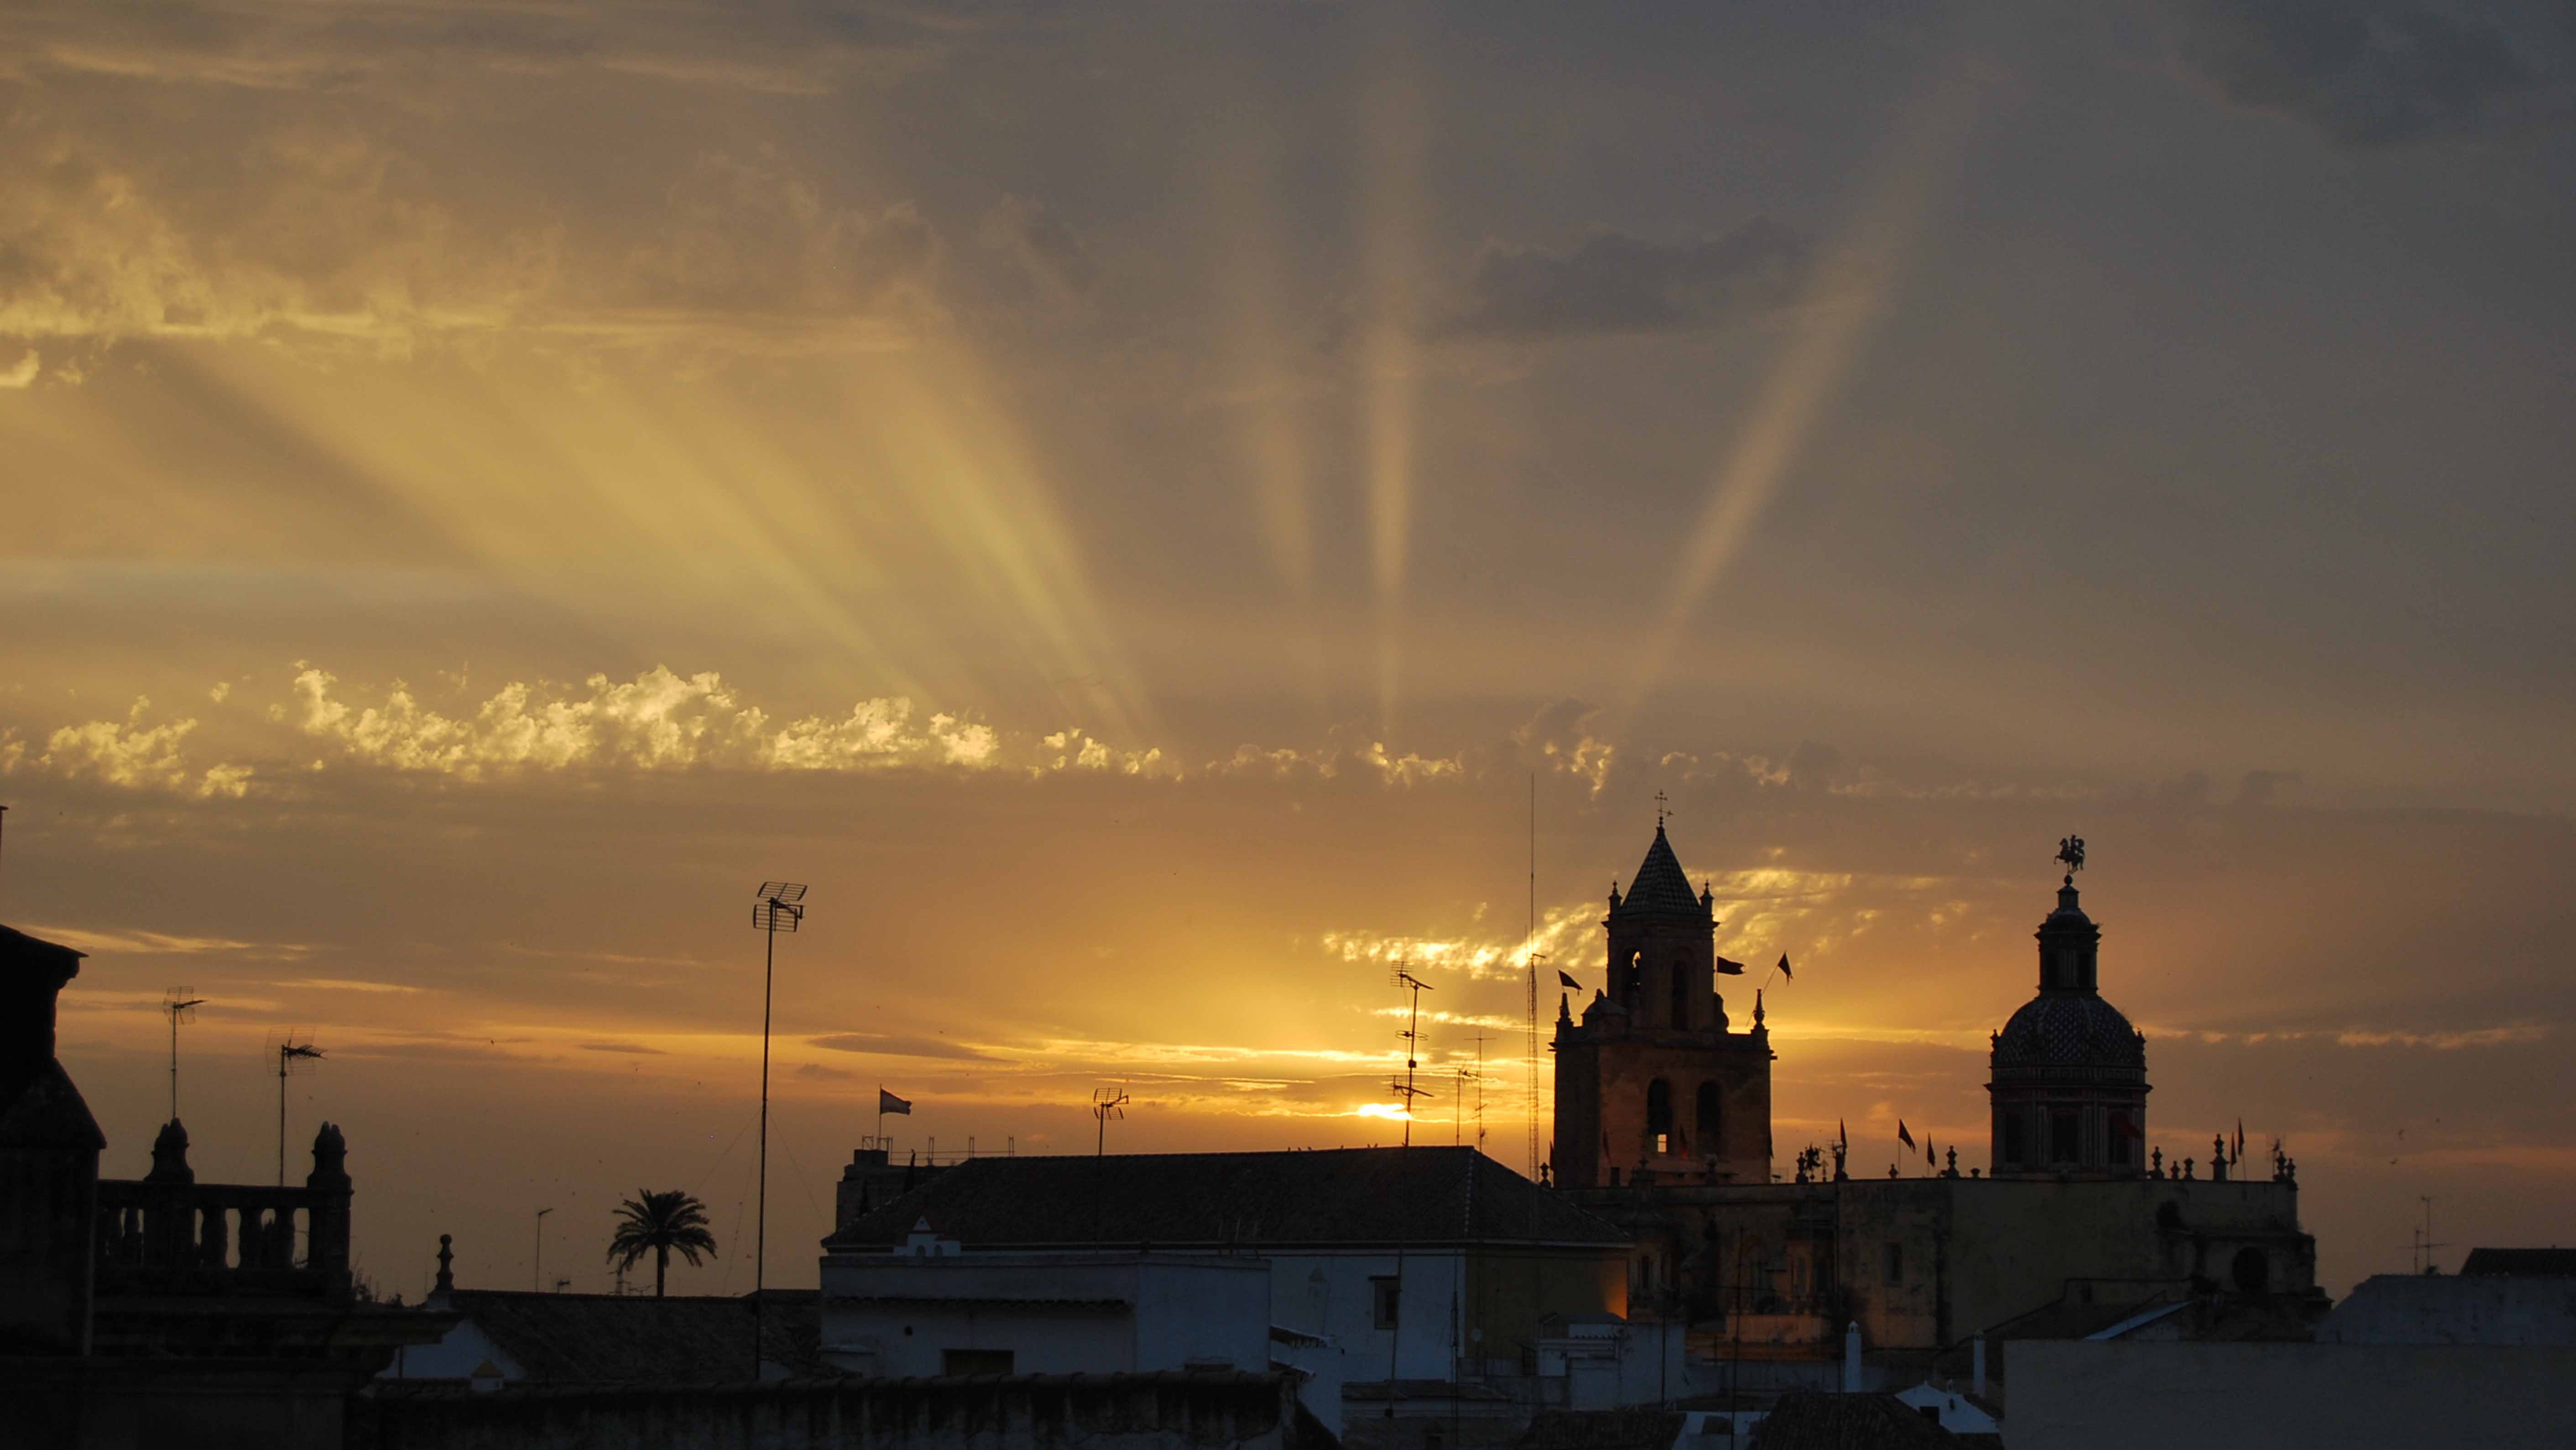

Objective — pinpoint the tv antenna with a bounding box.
[1455,1033,1491,1149]
[749,879,808,1378]
[1390,963,1435,1147]
[162,987,206,1123]
[1091,1085,1130,1156]
[266,1030,324,1186]
[2409,1196,2448,1275]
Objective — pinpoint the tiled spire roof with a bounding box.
[1614,824,1705,917]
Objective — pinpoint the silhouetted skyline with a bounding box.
[5,1,2572,1303]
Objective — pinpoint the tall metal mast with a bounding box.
[750,880,808,1378]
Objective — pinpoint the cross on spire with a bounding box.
[1654,790,1670,827]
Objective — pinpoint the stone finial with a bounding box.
[435,1234,454,1294]
[308,1121,350,1188]
[1945,1147,1959,1178]
[2183,1157,2195,1180]
[2152,1146,2162,1175]
[1753,989,1765,1029]
[146,1119,195,1184]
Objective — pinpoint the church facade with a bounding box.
[1549,825,2323,1375]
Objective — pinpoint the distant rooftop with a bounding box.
[827,1146,1627,1252]
[2460,1247,2576,1278]
[417,1289,828,1385]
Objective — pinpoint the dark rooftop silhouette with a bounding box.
[826,1146,1627,1252]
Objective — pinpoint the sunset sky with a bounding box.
[5,1,2573,1304]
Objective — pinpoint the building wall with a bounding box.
[819,1255,1270,1379]
[1265,1247,1466,1390]
[1835,1176,2315,1349]
[1460,1247,1628,1366]
[1570,1175,2313,1353]
[2008,1340,2576,1450]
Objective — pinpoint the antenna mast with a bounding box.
[1091,1085,1129,1155]
[268,1032,324,1186]
[1526,776,1543,1179]
[1390,962,1434,1147]
[162,987,205,1123]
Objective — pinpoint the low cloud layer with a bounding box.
[1438,220,1812,340]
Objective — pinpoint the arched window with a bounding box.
[1670,960,1690,1028]
[1696,1082,1721,1153]
[1647,1079,1673,1154]
[2230,1247,2269,1295]
[2002,1112,2026,1166]
[1618,950,1643,1008]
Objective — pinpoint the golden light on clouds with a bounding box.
[8,1,2576,1303]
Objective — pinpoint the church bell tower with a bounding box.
[1550,822,1773,1188]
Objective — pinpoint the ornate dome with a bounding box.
[1994,992,2145,1069]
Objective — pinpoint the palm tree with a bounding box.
[606,1189,718,1298]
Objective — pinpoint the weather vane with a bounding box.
[2056,834,2086,880]
[1654,790,1670,827]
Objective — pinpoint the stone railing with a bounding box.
[92,1120,354,1299]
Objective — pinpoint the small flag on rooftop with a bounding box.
[879,1089,913,1116]
[1777,953,1794,981]
[1898,1119,1916,1150]
[1558,970,1582,990]
[1716,956,1746,976]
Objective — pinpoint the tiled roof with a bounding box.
[437,1289,829,1384]
[2461,1248,2576,1277]
[1992,993,2144,1069]
[1615,827,1706,918]
[825,1147,1628,1251]
[1749,1392,1968,1448]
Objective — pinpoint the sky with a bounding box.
[4,0,2574,1304]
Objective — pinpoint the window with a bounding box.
[1883,1243,1903,1286]
[2002,1113,2025,1165]
[1647,1079,1673,1148]
[2050,1110,2080,1164]
[1696,1082,1721,1152]
[1371,1275,1401,1330]
[2231,1248,2270,1295]
[942,1349,1013,1375]
[1670,961,1690,1028]
[2109,1114,2134,1166]
[1656,1133,1669,1154]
